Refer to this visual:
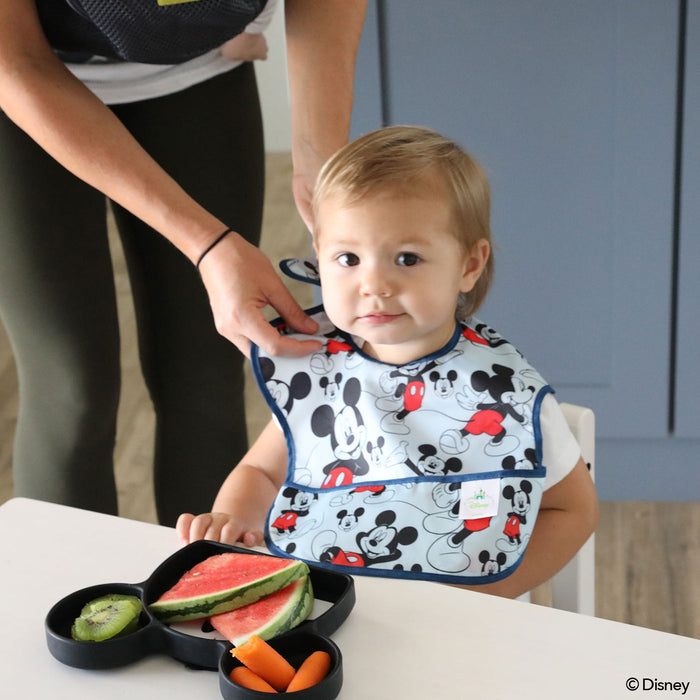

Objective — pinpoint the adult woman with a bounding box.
[0,0,367,524]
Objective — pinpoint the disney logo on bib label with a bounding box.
[458,479,500,520]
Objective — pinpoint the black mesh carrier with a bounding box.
[36,0,268,65]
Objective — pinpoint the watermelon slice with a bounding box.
[209,575,313,647]
[149,552,309,623]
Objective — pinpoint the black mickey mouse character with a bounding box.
[429,369,458,398]
[440,364,535,455]
[464,364,534,444]
[270,487,317,535]
[409,444,462,476]
[502,480,533,545]
[479,549,507,575]
[501,448,537,470]
[319,372,343,401]
[388,362,439,420]
[336,507,365,532]
[311,377,369,488]
[259,357,311,416]
[317,510,417,568]
[355,510,418,566]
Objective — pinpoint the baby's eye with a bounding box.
[397,252,421,266]
[337,253,360,267]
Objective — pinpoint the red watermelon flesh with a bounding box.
[149,552,309,623]
[209,575,313,646]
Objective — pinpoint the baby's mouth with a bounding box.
[360,311,404,324]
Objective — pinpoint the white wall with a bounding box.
[255,2,293,153]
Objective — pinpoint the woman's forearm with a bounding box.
[0,0,224,261]
[285,0,368,227]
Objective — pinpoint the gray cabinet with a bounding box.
[351,1,699,499]
[677,0,700,439]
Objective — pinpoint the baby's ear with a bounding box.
[460,239,490,293]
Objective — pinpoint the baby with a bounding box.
[177,126,598,598]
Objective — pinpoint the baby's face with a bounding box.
[314,190,487,365]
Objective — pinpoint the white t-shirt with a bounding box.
[539,393,581,489]
[65,0,279,105]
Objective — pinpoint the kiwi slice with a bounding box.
[78,593,141,617]
[71,594,143,642]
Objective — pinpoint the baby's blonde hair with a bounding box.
[312,125,493,318]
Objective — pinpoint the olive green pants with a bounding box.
[0,63,264,525]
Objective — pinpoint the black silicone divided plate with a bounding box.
[45,540,355,699]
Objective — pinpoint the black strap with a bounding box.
[196,228,233,271]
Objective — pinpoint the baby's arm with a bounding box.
[458,456,598,599]
[221,32,269,61]
[176,419,287,547]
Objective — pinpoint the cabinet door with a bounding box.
[676,0,700,438]
[351,0,678,439]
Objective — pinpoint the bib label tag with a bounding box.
[458,479,500,520]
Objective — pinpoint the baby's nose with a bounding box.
[360,263,392,297]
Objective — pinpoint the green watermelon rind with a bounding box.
[149,559,309,623]
[212,575,314,647]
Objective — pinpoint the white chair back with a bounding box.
[551,403,596,615]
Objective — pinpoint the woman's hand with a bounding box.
[197,230,322,358]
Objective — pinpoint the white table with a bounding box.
[1,497,698,699]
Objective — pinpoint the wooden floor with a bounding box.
[0,153,698,640]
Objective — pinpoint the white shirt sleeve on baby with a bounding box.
[539,393,582,490]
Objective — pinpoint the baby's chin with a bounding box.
[360,326,459,365]
[358,340,435,366]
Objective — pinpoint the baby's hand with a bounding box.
[221,32,269,61]
[176,512,264,548]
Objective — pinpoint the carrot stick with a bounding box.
[231,635,295,692]
[286,651,332,692]
[230,666,278,693]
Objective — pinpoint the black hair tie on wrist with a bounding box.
[196,227,234,271]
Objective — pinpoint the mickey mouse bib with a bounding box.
[252,266,552,585]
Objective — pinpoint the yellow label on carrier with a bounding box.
[157,0,202,6]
